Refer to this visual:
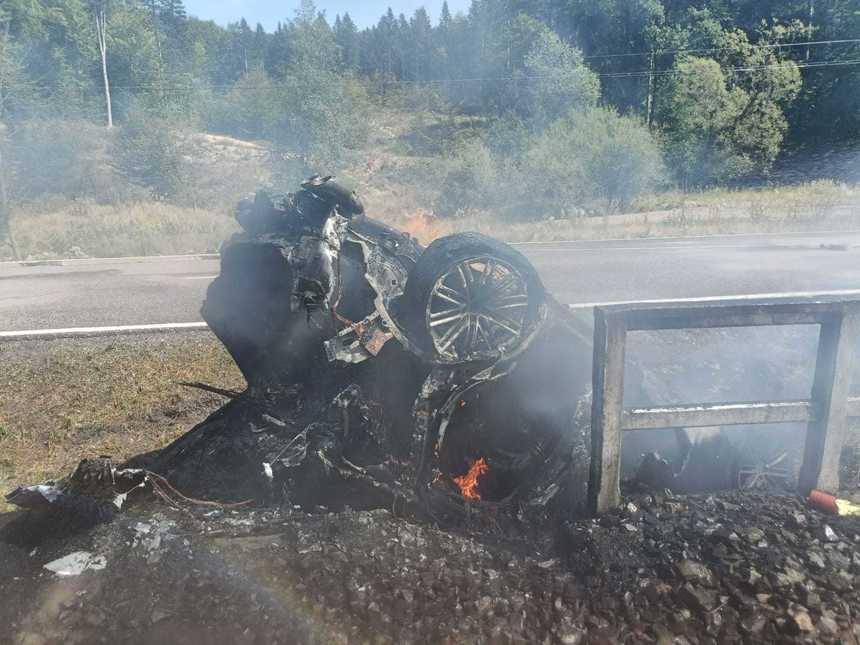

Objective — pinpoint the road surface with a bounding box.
[1,231,859,335]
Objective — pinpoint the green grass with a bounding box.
[0,334,244,512]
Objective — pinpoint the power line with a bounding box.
[600,57,860,79]
[100,57,860,91]
[581,37,860,61]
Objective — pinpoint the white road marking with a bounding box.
[4,289,860,341]
[509,229,860,246]
[0,253,219,267]
[566,288,860,310]
[528,242,821,252]
[0,322,209,340]
[182,275,218,280]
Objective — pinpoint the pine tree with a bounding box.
[440,1,452,29]
[334,12,359,72]
[409,8,432,81]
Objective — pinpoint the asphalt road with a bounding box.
[1,231,860,333]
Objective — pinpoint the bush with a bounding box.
[278,68,371,170]
[657,54,800,188]
[206,70,282,141]
[435,140,499,217]
[523,28,600,127]
[517,107,664,217]
[207,68,371,173]
[115,108,187,199]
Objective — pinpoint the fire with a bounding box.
[400,209,449,245]
[453,457,489,501]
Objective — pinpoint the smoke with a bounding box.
[620,325,836,490]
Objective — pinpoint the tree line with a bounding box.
[0,0,858,227]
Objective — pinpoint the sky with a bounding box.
[182,1,471,31]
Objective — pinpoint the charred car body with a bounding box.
[196,176,587,518]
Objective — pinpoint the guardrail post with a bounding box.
[798,305,860,495]
[588,308,627,514]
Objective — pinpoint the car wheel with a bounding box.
[401,233,545,363]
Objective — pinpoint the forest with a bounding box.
[0,0,859,255]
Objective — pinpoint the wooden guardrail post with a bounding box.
[588,308,627,515]
[799,305,860,495]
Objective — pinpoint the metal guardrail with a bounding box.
[588,296,860,514]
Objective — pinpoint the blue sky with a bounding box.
[183,1,471,31]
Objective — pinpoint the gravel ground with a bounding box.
[2,489,860,645]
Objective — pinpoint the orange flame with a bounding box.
[400,209,449,245]
[453,457,489,501]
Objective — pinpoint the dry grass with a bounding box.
[3,201,239,260]
[2,179,858,260]
[0,333,244,512]
[633,180,860,213]
[377,181,860,246]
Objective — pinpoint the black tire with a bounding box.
[401,232,545,363]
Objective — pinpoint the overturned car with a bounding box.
[194,176,591,519]
[8,177,594,529]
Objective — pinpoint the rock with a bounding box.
[807,551,826,569]
[789,610,815,633]
[774,567,805,587]
[677,560,714,586]
[558,624,586,644]
[678,583,718,613]
[829,570,854,591]
[827,550,851,571]
[746,527,765,543]
[819,615,839,635]
[803,590,822,610]
[823,525,838,542]
[748,568,762,587]
[670,608,692,635]
[741,614,768,636]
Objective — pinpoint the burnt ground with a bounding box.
[2,489,860,645]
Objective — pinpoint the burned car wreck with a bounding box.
[191,175,590,521]
[8,176,593,528]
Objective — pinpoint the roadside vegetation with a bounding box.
[1,1,859,259]
[0,334,244,512]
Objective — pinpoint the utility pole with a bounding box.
[646,50,655,127]
[95,7,113,128]
[0,21,19,259]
